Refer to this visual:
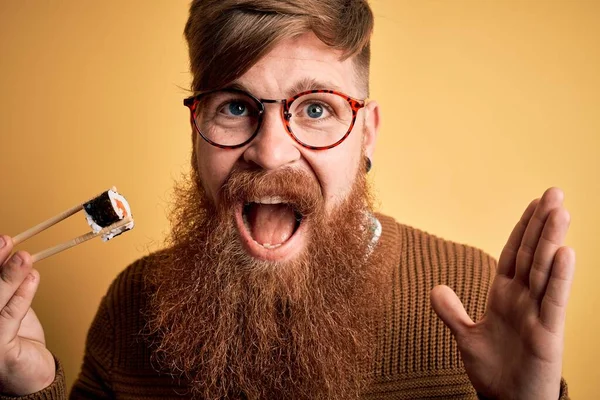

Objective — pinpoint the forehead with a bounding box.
[232,32,360,99]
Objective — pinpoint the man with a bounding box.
[0,1,574,399]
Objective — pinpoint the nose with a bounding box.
[242,104,301,170]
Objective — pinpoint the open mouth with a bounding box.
[236,196,307,260]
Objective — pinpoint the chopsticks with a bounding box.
[12,186,118,246]
[11,187,131,263]
[31,217,132,263]
[13,203,83,246]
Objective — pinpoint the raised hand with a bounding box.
[0,236,55,395]
[431,188,575,400]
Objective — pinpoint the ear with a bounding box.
[362,100,380,159]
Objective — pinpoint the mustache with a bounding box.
[219,166,323,217]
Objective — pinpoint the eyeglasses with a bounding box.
[183,88,366,150]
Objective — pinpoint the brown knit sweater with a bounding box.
[2,214,569,399]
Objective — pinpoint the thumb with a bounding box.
[430,285,474,338]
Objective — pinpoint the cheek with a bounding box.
[306,135,363,207]
[195,142,242,204]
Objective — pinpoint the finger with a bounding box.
[497,199,539,277]
[0,269,40,344]
[430,285,474,338]
[539,246,575,333]
[529,208,570,300]
[0,251,34,310]
[514,187,564,284]
[0,235,15,266]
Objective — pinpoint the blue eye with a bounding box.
[306,103,324,119]
[227,102,248,116]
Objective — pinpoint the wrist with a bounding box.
[0,353,57,396]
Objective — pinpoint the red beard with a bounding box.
[145,165,387,399]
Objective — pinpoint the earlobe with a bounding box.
[362,100,380,159]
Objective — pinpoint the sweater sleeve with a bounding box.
[477,378,569,399]
[68,295,115,399]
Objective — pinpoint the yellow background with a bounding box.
[0,1,598,397]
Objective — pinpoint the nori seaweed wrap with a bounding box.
[83,191,120,228]
[83,188,134,241]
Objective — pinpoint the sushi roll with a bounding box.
[83,188,134,241]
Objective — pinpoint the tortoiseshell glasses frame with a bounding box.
[183,88,366,150]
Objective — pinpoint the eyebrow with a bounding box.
[223,78,345,100]
[287,78,344,97]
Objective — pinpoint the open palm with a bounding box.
[431,188,575,400]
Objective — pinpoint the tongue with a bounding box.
[247,203,296,245]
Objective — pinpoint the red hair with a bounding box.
[184,0,374,95]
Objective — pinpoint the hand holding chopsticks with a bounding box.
[0,235,56,395]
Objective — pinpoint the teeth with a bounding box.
[249,196,285,205]
[261,243,282,249]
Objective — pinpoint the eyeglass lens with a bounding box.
[193,91,355,148]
